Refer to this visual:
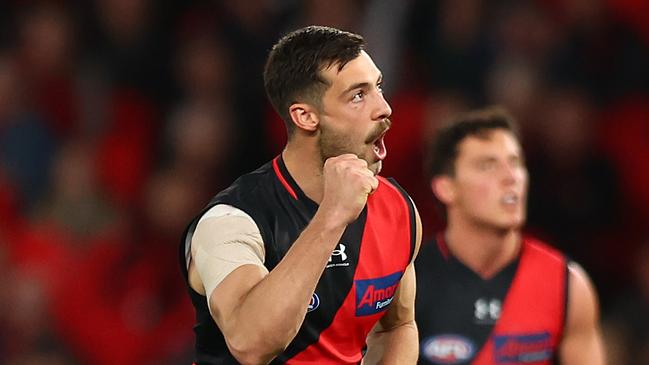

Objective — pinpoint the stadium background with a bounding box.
[0,0,648,363]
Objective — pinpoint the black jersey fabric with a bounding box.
[415,235,568,365]
[179,155,416,364]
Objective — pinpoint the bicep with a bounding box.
[559,262,606,365]
[190,213,269,327]
[209,264,269,334]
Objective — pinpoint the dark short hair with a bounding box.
[425,106,520,180]
[263,25,366,137]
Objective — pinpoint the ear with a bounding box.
[431,176,455,205]
[288,103,319,132]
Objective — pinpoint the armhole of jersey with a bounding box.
[198,204,256,226]
[180,213,202,280]
[551,255,570,365]
[558,258,571,344]
[386,177,417,263]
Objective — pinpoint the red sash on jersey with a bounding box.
[472,238,567,365]
[285,176,414,364]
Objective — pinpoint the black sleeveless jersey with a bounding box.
[179,156,417,364]
[415,235,568,365]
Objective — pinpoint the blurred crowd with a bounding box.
[0,0,647,364]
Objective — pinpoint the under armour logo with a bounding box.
[329,243,347,262]
[474,298,501,324]
[326,243,350,269]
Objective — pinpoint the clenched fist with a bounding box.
[319,154,379,225]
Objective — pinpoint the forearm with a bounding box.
[213,209,347,362]
[363,320,419,365]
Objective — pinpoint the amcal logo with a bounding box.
[494,332,553,363]
[354,271,402,316]
[421,335,475,364]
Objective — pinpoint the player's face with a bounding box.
[450,129,528,230]
[317,51,392,175]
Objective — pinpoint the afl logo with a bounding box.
[307,293,320,312]
[421,335,475,364]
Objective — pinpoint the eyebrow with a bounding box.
[473,156,498,163]
[473,154,524,164]
[341,73,383,96]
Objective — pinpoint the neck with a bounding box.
[444,218,522,279]
[282,139,325,203]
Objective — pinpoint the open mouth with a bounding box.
[366,120,391,161]
[500,193,520,207]
[372,133,387,160]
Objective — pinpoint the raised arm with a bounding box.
[192,155,378,365]
[558,262,606,365]
[363,201,422,364]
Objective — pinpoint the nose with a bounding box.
[501,162,525,186]
[372,91,392,121]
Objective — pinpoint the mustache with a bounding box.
[364,118,392,144]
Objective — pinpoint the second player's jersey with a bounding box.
[180,155,417,364]
[415,235,568,365]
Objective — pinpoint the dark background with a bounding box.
[0,0,647,364]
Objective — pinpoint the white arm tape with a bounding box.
[191,205,267,309]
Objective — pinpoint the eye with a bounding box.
[351,90,364,103]
[477,160,496,171]
[377,83,384,94]
[510,156,525,168]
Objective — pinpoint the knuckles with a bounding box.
[325,155,368,173]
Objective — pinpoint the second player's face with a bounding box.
[316,51,392,175]
[450,129,528,230]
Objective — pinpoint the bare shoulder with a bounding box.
[567,261,599,313]
[560,261,606,365]
[565,261,600,331]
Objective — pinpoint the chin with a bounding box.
[507,219,525,230]
[497,211,526,228]
[369,160,382,176]
[490,218,524,232]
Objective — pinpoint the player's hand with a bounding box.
[320,154,378,225]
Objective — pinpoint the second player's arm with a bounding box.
[558,262,606,365]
